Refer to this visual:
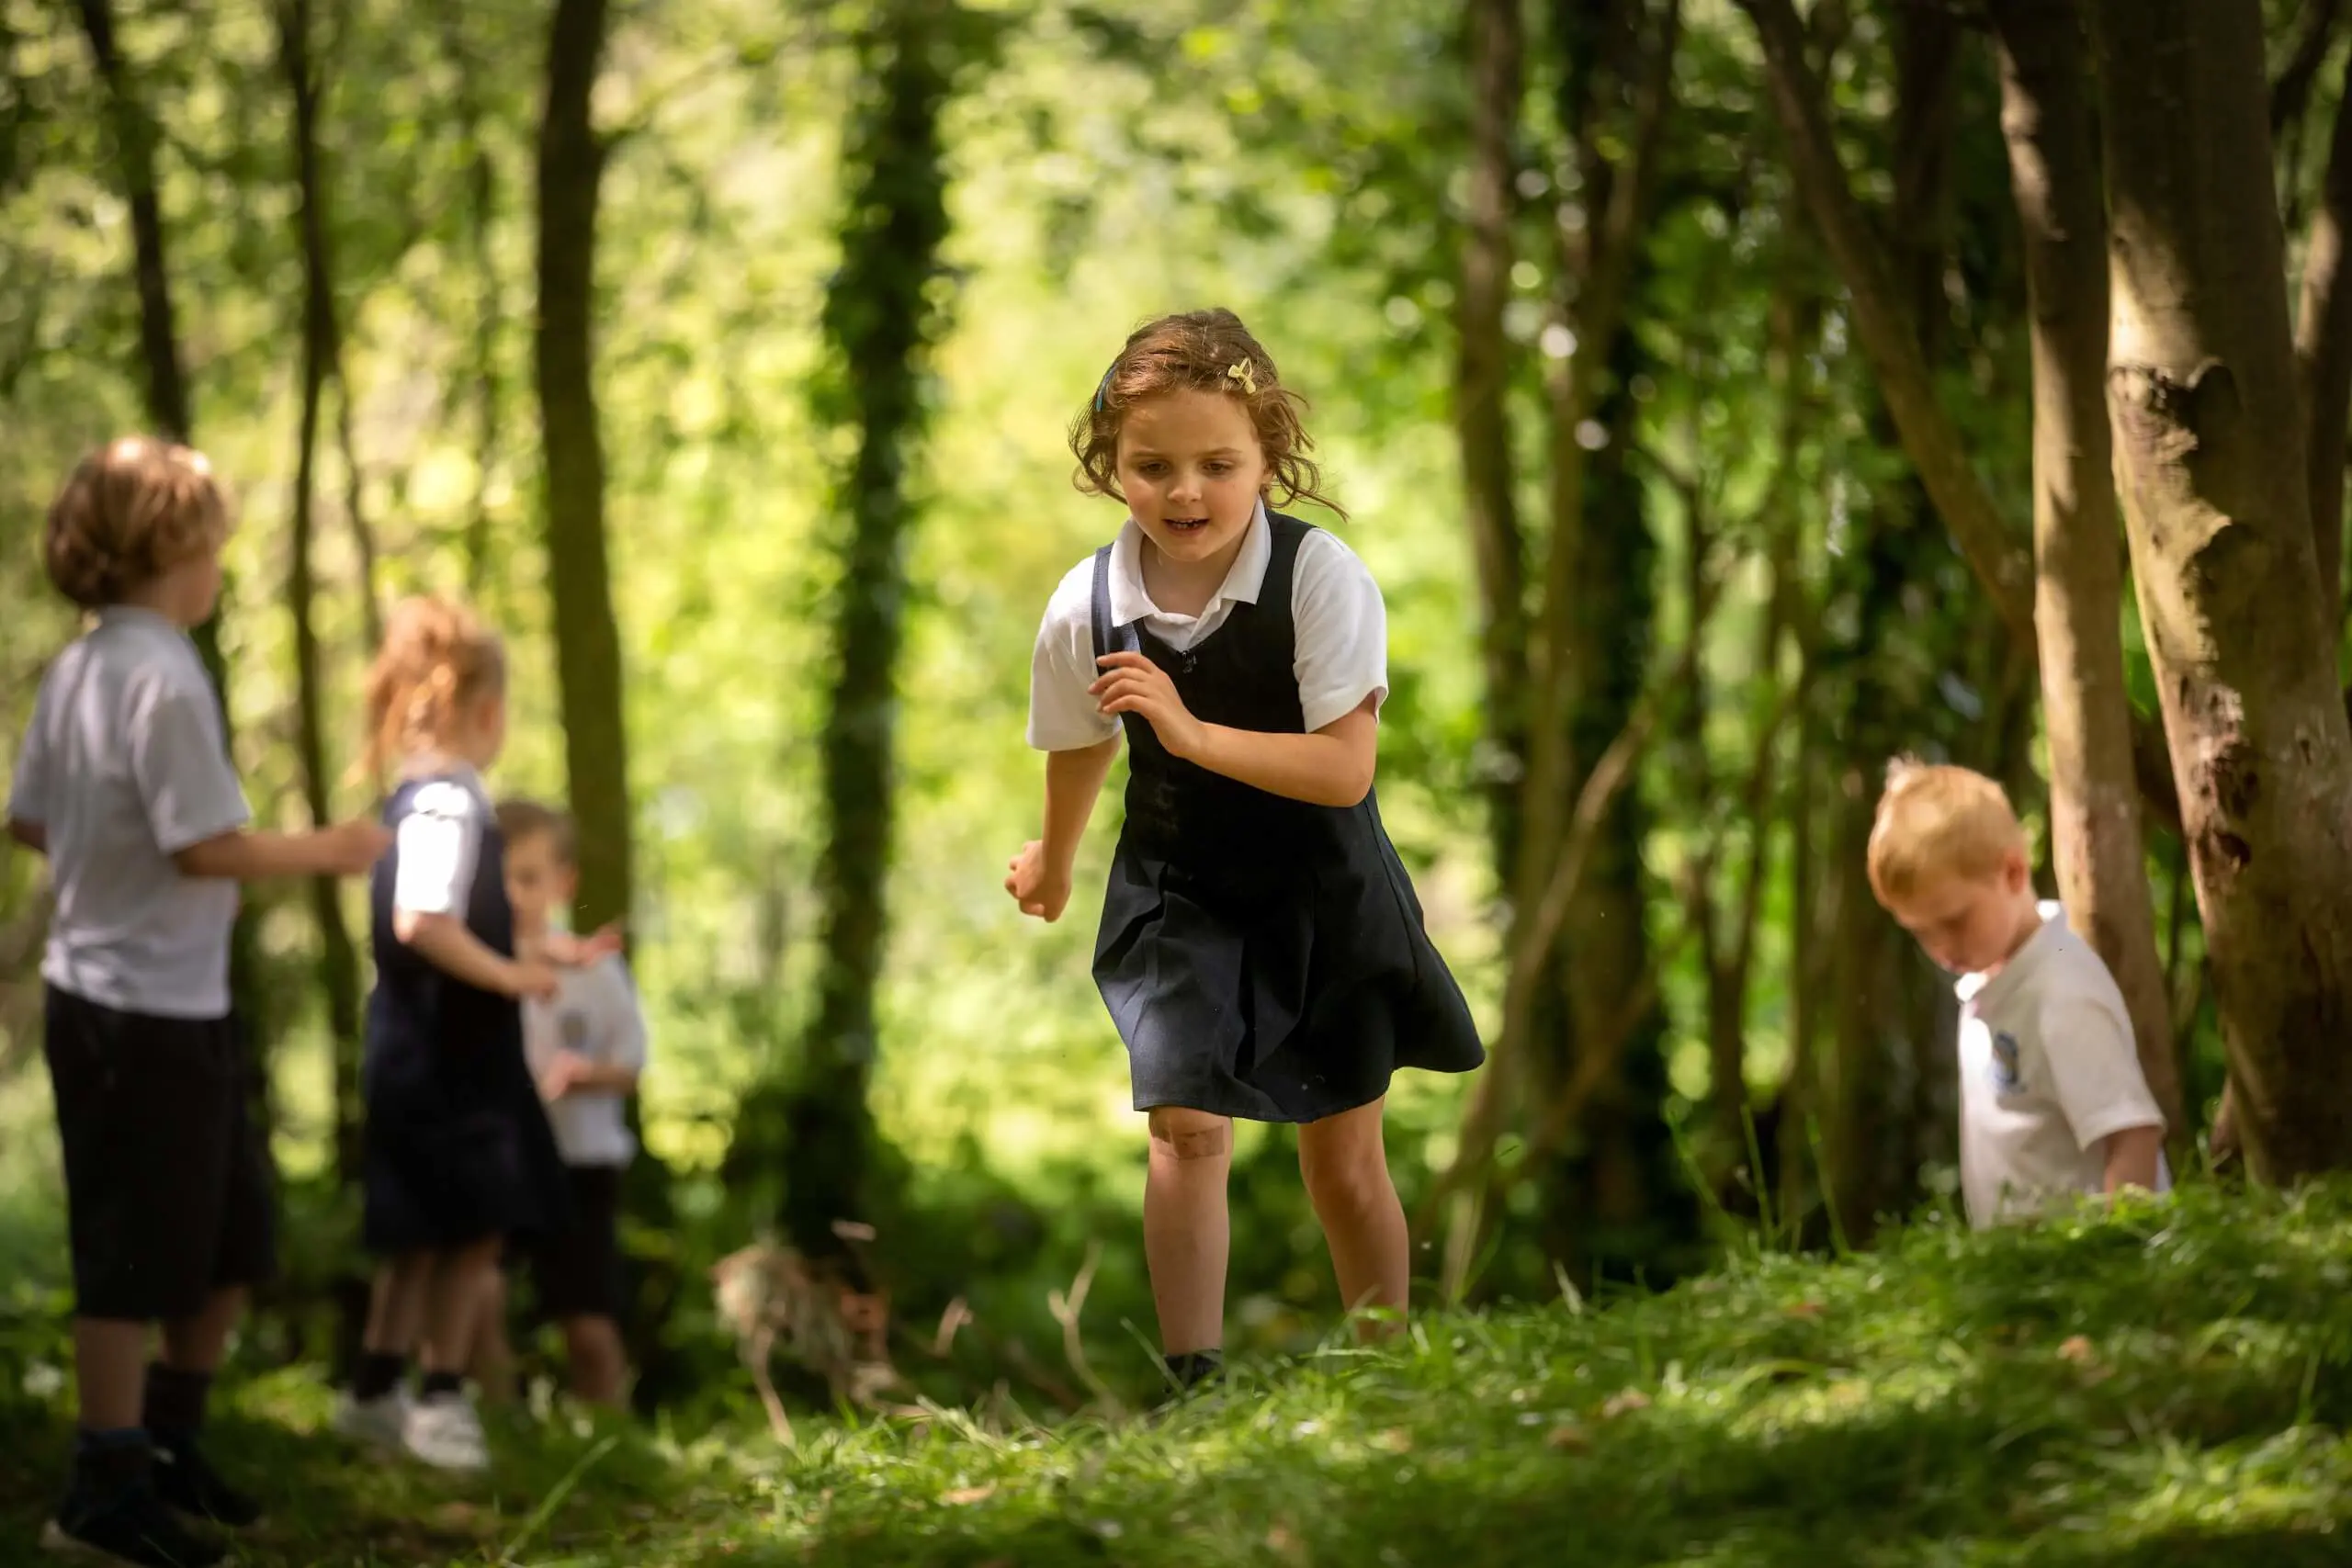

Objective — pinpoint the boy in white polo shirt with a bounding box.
[502,799,644,1407]
[6,437,386,1567]
[1867,757,2167,1228]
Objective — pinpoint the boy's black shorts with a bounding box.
[526,1164,623,1320]
[43,985,279,1321]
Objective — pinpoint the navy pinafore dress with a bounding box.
[1089,513,1486,1122]
[359,771,572,1254]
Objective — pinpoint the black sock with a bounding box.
[74,1427,153,1495]
[353,1351,407,1403]
[141,1363,211,1449]
[1164,1349,1224,1389]
[417,1370,463,1401]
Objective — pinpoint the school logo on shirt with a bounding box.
[1989,1030,2023,1093]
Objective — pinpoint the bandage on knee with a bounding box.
[1150,1115,1231,1160]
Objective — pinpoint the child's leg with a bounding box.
[1296,1097,1408,1339]
[1143,1107,1233,1356]
[69,1320,150,1433]
[558,1315,627,1406]
[467,1268,515,1404]
[419,1236,502,1381]
[361,1255,434,1356]
[156,1287,245,1374]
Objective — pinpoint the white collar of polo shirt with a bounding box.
[1106,498,1273,628]
[95,604,180,634]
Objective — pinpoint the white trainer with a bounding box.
[332,1386,412,1451]
[402,1391,490,1472]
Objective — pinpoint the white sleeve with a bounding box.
[391,781,482,916]
[598,957,649,1074]
[128,678,252,854]
[1024,558,1121,751]
[2040,993,2165,1149]
[1291,529,1389,732]
[7,678,54,827]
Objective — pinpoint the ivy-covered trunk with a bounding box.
[768,0,966,1263]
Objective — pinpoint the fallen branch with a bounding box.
[1046,1239,1119,1414]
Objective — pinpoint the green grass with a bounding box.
[8,1180,2352,1565]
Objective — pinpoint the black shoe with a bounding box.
[1153,1350,1227,1410]
[40,1478,225,1567]
[150,1437,262,1529]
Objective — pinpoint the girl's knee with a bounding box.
[1147,1107,1232,1161]
[1299,1115,1394,1209]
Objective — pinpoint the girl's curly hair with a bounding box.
[1068,309,1345,520]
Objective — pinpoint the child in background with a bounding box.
[1007,310,1484,1394]
[7,437,386,1567]
[1868,757,2168,1227]
[497,798,645,1408]
[331,597,612,1471]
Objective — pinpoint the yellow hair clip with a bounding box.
[1226,359,1257,397]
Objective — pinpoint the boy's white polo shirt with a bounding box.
[1954,900,2168,1227]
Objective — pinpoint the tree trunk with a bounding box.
[535,0,632,937]
[1989,0,2183,1147]
[1513,0,1679,942]
[75,0,271,1116]
[277,0,367,1183]
[1547,337,1683,1277]
[2294,43,2352,628]
[1735,0,2183,835]
[439,0,504,598]
[1456,0,1530,876]
[775,0,960,1261]
[1818,0,1968,1243]
[2090,0,2352,1181]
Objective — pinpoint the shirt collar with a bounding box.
[1955,899,2065,1014]
[96,605,184,636]
[1106,500,1272,627]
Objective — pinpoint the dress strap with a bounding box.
[1259,512,1316,636]
[1089,542,1137,664]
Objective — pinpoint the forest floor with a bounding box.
[6,1179,2352,1566]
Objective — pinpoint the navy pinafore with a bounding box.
[1089,513,1486,1122]
[359,772,571,1254]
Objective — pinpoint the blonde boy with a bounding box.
[7,438,385,1566]
[500,799,643,1406]
[1868,758,2166,1227]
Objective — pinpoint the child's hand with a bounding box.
[506,956,560,1001]
[1005,840,1073,922]
[546,922,624,967]
[539,1049,591,1100]
[322,818,393,875]
[1091,652,1204,759]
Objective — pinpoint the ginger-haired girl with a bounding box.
[1008,310,1485,1395]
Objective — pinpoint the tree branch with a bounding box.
[2274,0,2344,141]
[1734,0,2184,837]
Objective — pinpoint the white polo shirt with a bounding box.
[1026,503,1389,751]
[524,954,649,1168]
[9,608,251,1019]
[1954,900,2169,1227]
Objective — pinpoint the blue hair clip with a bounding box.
[1091,360,1117,413]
